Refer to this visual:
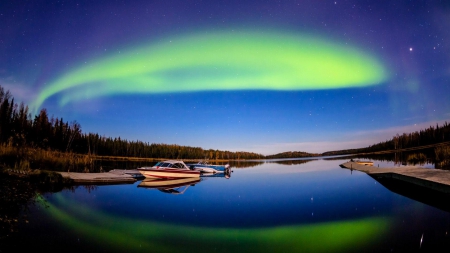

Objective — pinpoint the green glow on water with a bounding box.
[31,30,388,110]
[43,194,391,253]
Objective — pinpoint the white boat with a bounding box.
[353,160,374,166]
[187,160,230,173]
[137,160,200,179]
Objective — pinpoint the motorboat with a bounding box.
[137,160,200,179]
[138,177,201,194]
[200,166,232,179]
[187,160,230,173]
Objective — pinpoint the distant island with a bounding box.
[1,85,449,175]
[265,151,320,159]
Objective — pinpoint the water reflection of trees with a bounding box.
[81,184,98,193]
[323,155,355,161]
[435,146,450,169]
[0,176,40,240]
[350,149,450,168]
[0,174,96,240]
[228,159,316,168]
[267,159,316,166]
[229,161,264,168]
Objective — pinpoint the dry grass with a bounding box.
[406,153,427,165]
[435,146,450,169]
[0,144,93,172]
[91,155,230,163]
[0,144,231,173]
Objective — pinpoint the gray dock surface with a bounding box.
[341,161,450,194]
[58,169,142,184]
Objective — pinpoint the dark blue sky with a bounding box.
[1,0,449,154]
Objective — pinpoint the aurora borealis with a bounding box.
[31,31,388,109]
[1,0,449,154]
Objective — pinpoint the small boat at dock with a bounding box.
[187,160,230,173]
[137,160,200,179]
[351,159,374,166]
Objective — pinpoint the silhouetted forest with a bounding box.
[0,86,264,164]
[2,85,449,166]
[265,151,319,159]
[322,123,450,156]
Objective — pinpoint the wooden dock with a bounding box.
[340,161,450,194]
[58,169,143,184]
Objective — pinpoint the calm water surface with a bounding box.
[3,158,450,252]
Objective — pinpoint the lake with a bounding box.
[2,157,450,252]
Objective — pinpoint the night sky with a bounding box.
[1,0,449,155]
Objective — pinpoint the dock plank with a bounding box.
[341,161,450,193]
[58,169,142,184]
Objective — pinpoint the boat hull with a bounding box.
[138,168,200,179]
[189,164,230,173]
[138,177,201,188]
[355,160,373,166]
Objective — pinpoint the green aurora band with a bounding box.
[32,31,388,110]
[43,194,391,253]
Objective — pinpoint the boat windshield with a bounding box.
[171,163,185,168]
[160,163,172,168]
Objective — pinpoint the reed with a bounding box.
[435,146,450,169]
[0,144,93,172]
[406,153,427,165]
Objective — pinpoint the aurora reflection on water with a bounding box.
[5,159,450,252]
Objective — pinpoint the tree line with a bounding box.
[3,85,448,162]
[0,86,264,161]
[265,151,319,159]
[322,122,450,156]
